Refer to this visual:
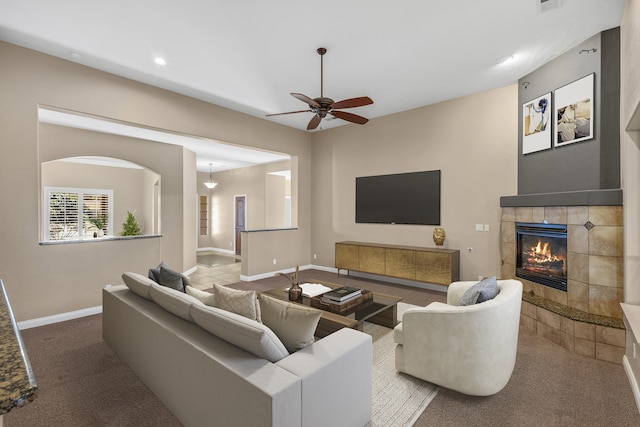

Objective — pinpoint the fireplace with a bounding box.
[516,222,568,292]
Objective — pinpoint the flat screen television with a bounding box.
[355,170,440,225]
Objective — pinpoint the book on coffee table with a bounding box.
[284,282,333,298]
[320,293,361,305]
[322,286,362,302]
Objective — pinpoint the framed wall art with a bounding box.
[554,73,594,147]
[522,92,552,154]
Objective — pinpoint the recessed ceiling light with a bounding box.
[154,57,167,66]
[496,55,515,66]
[70,52,82,59]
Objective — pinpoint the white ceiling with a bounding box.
[0,0,625,162]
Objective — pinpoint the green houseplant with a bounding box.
[86,213,108,237]
[120,211,142,236]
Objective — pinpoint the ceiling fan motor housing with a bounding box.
[313,97,335,117]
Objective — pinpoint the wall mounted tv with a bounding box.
[355,170,441,225]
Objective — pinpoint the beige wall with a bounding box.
[310,85,518,281]
[621,1,640,304]
[41,160,148,236]
[142,168,160,235]
[265,174,287,229]
[0,41,311,321]
[182,149,197,269]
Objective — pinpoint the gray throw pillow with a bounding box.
[148,261,169,283]
[158,265,189,293]
[459,276,499,306]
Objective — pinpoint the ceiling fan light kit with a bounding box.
[267,47,373,130]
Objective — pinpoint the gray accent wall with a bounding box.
[506,27,620,205]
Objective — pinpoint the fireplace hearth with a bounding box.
[516,222,567,292]
[500,205,624,363]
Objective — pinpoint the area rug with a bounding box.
[366,322,439,427]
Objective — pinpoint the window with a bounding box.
[45,187,113,241]
[199,195,208,235]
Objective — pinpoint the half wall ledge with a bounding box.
[500,189,622,207]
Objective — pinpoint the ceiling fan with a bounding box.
[267,47,373,130]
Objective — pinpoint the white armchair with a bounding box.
[394,279,522,396]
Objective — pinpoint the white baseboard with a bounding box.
[309,264,339,274]
[18,305,103,330]
[623,355,640,414]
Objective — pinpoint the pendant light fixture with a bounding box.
[204,163,218,189]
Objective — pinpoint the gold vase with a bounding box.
[433,227,446,246]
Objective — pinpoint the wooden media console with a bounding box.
[335,241,460,286]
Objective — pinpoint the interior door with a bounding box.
[235,196,246,255]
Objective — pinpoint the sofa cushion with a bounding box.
[149,283,203,321]
[189,303,289,363]
[212,284,261,322]
[459,276,500,306]
[259,294,322,353]
[186,285,216,306]
[122,272,155,300]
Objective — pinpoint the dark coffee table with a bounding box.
[263,280,402,338]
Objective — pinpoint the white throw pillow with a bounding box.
[259,294,322,353]
[186,285,216,306]
[122,272,155,300]
[190,303,289,363]
[149,283,203,321]
[212,284,261,322]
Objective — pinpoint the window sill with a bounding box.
[39,234,162,245]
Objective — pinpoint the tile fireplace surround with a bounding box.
[500,205,625,364]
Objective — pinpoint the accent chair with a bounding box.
[394,279,523,396]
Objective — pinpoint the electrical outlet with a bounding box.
[475,224,484,232]
[314,254,317,259]
[272,258,277,265]
[484,224,490,232]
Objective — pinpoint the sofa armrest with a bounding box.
[276,328,372,427]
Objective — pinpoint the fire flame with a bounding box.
[524,240,566,274]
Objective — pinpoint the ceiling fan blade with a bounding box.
[331,110,369,125]
[266,110,312,117]
[331,96,374,110]
[291,93,320,108]
[307,114,322,130]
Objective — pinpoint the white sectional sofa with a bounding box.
[103,280,372,427]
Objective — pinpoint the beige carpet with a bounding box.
[5,313,436,426]
[366,322,439,427]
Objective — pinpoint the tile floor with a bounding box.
[188,252,241,290]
